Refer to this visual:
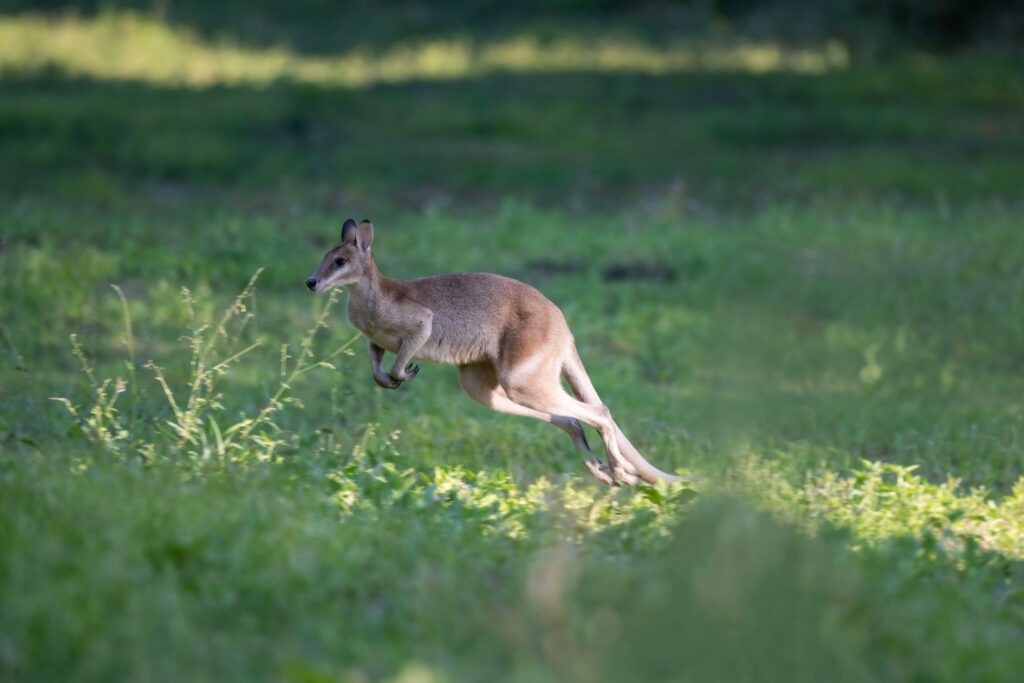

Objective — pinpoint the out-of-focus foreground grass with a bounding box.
[1,4,1023,682]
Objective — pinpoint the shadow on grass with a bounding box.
[570,496,1024,683]
[1,61,1021,209]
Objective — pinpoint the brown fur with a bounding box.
[306,218,683,486]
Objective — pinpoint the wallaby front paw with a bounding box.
[389,363,420,383]
[374,372,402,389]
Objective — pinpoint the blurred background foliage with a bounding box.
[1,2,1023,682]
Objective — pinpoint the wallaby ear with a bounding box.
[340,218,358,243]
[356,219,374,252]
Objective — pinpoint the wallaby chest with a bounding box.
[346,296,404,353]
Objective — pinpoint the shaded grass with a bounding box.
[1,59,1022,206]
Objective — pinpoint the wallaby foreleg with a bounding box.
[368,341,401,389]
[387,315,432,383]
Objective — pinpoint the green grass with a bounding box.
[2,5,1024,682]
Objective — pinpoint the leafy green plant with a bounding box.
[49,333,130,454]
[51,270,360,465]
[729,451,1024,560]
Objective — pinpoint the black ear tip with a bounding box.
[360,218,372,224]
[342,218,357,230]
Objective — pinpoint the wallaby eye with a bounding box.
[334,257,346,267]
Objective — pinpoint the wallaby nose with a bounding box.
[305,277,317,291]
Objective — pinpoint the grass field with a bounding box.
[1,6,1024,682]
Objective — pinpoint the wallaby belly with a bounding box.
[357,317,491,366]
[414,320,494,365]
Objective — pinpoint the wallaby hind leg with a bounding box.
[497,354,638,486]
[457,362,594,457]
[561,343,684,485]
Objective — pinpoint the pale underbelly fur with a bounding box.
[365,329,489,366]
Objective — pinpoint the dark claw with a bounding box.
[585,458,619,487]
[405,363,420,379]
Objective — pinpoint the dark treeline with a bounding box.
[704,0,1024,50]
[1,0,1021,54]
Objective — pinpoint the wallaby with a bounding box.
[306,218,683,486]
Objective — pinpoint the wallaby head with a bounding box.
[305,218,375,292]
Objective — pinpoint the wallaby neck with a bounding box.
[344,255,392,307]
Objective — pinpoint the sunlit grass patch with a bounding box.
[0,11,849,88]
[730,450,1024,560]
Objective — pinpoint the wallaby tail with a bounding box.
[562,342,685,485]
